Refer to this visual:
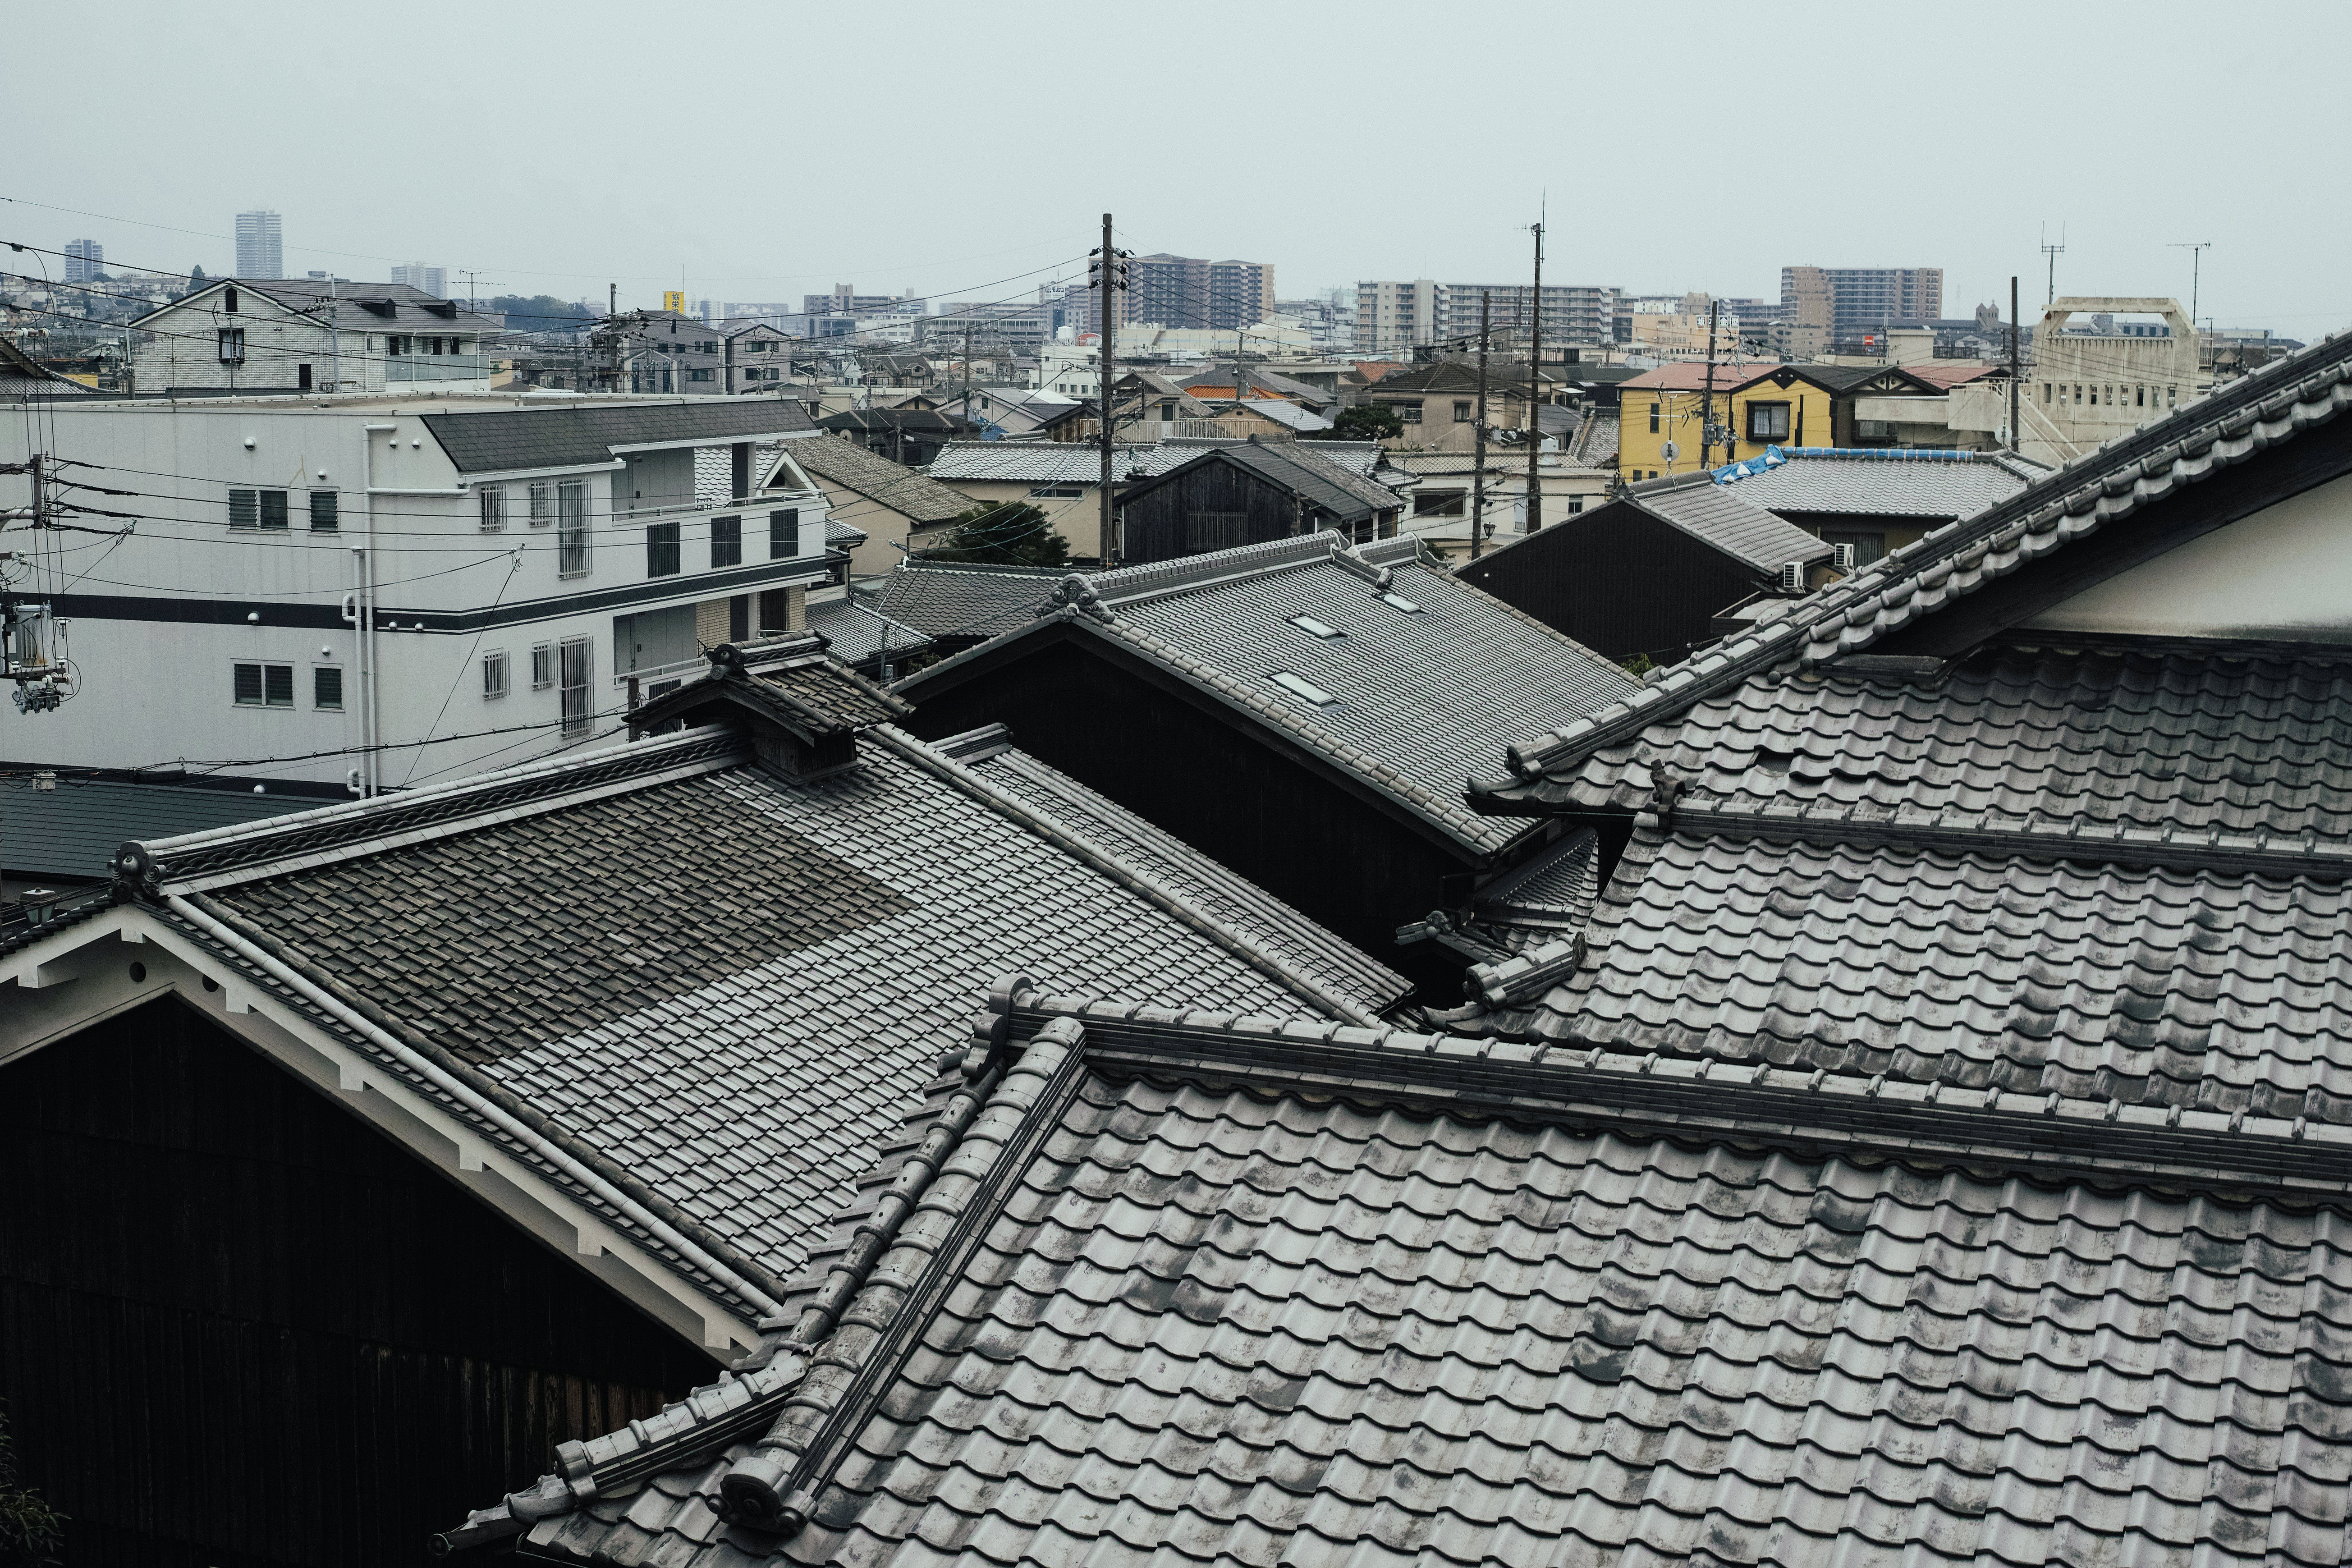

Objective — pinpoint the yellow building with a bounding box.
[1615,362,1924,481]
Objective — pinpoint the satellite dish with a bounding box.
[1660,440,1680,460]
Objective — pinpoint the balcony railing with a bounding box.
[387,353,485,383]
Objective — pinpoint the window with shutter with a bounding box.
[314,666,343,710]
[558,638,591,735]
[233,663,264,705]
[711,515,742,568]
[529,481,553,525]
[258,490,289,530]
[769,509,799,559]
[531,642,554,689]
[557,481,590,575]
[646,521,681,577]
[228,489,259,529]
[482,650,509,699]
[309,490,339,531]
[478,488,505,532]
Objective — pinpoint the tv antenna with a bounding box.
[2040,223,2067,305]
[2169,242,2211,333]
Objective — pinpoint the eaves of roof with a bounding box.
[1476,329,2352,799]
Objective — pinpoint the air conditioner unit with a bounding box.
[1778,560,1805,593]
[1831,542,1856,571]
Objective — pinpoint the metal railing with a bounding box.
[387,353,486,383]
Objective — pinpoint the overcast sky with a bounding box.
[12,0,2343,333]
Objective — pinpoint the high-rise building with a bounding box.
[1111,254,1275,334]
[391,263,448,297]
[63,240,102,283]
[1778,266,1942,355]
[235,210,283,279]
[1354,280,1619,356]
[801,284,925,317]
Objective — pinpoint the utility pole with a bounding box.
[2040,223,2066,305]
[1523,221,1544,534]
[2008,275,2021,454]
[1471,291,1491,560]
[1092,214,1127,566]
[607,283,620,393]
[1701,299,1719,469]
[2170,242,2212,337]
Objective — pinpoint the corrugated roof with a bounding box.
[0,779,310,881]
[1718,448,2042,518]
[786,432,972,524]
[420,399,815,475]
[1635,477,1835,573]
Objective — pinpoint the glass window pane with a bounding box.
[234,663,263,704]
[314,666,343,709]
[263,665,294,706]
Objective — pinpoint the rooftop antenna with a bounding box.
[2040,222,2066,305]
[2169,242,2212,336]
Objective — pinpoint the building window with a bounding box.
[769,509,799,559]
[711,514,742,568]
[1649,402,1661,434]
[531,642,554,689]
[729,595,751,642]
[218,328,246,362]
[388,335,410,356]
[1413,491,1466,518]
[646,520,681,577]
[478,486,505,532]
[688,368,714,382]
[557,480,590,576]
[558,638,591,736]
[309,490,338,531]
[1268,670,1337,707]
[313,666,343,710]
[530,481,554,525]
[1747,402,1792,441]
[1453,401,1473,422]
[233,661,294,707]
[1398,404,1422,424]
[1027,486,1084,499]
[483,649,509,699]
[258,490,289,530]
[223,284,238,313]
[228,488,259,529]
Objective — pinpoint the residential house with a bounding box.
[1614,359,1994,480]
[1390,448,1608,562]
[722,321,796,394]
[1173,366,1337,414]
[0,394,837,877]
[1704,445,2043,566]
[867,559,1070,657]
[455,322,2352,1568]
[923,385,1079,439]
[608,311,729,396]
[766,432,973,579]
[0,633,1408,1567]
[895,533,1639,992]
[1358,360,1550,452]
[0,334,108,400]
[1110,436,1403,556]
[813,407,974,467]
[128,278,503,396]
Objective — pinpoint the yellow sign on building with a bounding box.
[662,291,685,315]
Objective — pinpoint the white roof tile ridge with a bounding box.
[130,725,745,864]
[1491,340,2352,785]
[866,725,1391,1024]
[1091,531,1352,608]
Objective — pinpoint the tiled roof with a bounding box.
[942,727,1412,1017]
[1575,409,1619,465]
[786,433,972,524]
[484,990,2352,1568]
[1716,448,2045,518]
[1135,440,1396,523]
[906,534,1640,854]
[804,598,931,670]
[922,442,1184,484]
[1632,478,1835,573]
[1617,361,1784,392]
[869,559,1063,644]
[420,399,815,476]
[1477,327,2352,799]
[123,711,1389,1325]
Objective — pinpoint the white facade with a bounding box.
[2014,296,2200,466]
[131,280,497,396]
[0,393,836,798]
[391,263,448,298]
[235,211,283,278]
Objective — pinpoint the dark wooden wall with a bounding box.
[1120,461,1306,564]
[1456,504,1765,662]
[907,637,1479,997]
[0,998,717,1568]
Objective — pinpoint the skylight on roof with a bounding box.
[1268,671,1337,707]
[1380,592,1421,613]
[1288,615,1344,639]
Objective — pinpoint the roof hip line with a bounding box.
[162,890,790,1320]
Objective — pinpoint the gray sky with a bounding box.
[13,0,2345,333]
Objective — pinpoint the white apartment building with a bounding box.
[1354,280,1620,356]
[130,278,503,396]
[391,263,448,298]
[0,392,842,871]
[1942,296,2201,467]
[234,210,283,278]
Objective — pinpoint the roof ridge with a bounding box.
[1483,331,2352,789]
[1091,530,1348,604]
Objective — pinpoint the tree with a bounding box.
[1314,403,1404,442]
[921,502,1070,568]
[0,1403,63,1568]
[486,294,594,330]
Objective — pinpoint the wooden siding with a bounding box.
[1119,460,1310,564]
[907,636,1479,998]
[1457,503,1767,662]
[0,998,716,1568]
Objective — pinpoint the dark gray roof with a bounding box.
[1628,475,1834,573]
[904,533,1641,853]
[945,727,1412,1013]
[487,987,2352,1568]
[1120,440,1399,525]
[0,336,109,399]
[785,433,972,524]
[101,706,1386,1326]
[1717,448,2045,517]
[870,559,1062,643]
[805,598,931,670]
[420,399,815,475]
[132,278,504,336]
[0,778,308,881]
